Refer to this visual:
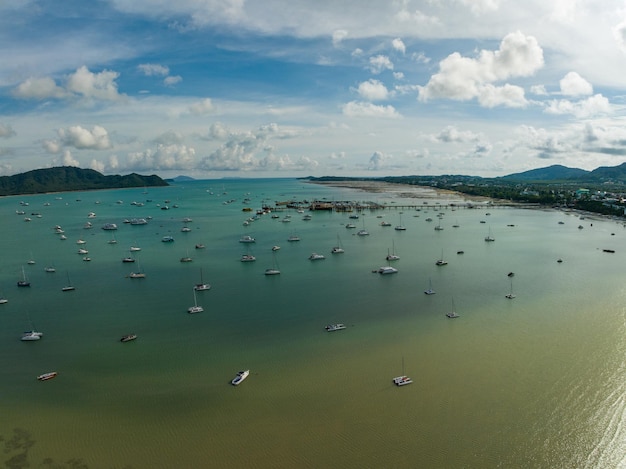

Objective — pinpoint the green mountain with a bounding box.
[500,165,589,181]
[587,162,626,182]
[0,166,168,196]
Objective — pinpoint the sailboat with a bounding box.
[446,297,459,318]
[386,240,400,261]
[393,357,413,386]
[129,263,146,278]
[21,313,43,341]
[331,234,344,254]
[357,218,369,236]
[0,293,7,304]
[187,288,204,313]
[424,277,435,295]
[62,271,75,291]
[485,226,495,242]
[435,249,447,266]
[180,249,192,262]
[505,276,516,299]
[194,268,211,291]
[265,251,281,275]
[17,266,30,287]
[394,213,406,231]
[241,245,256,262]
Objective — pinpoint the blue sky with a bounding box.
[1,0,626,178]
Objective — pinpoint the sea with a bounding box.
[0,178,624,469]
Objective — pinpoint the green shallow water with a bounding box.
[0,179,624,468]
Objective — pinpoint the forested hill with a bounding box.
[0,166,168,196]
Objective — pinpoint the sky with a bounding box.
[1,0,626,179]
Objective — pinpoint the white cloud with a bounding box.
[12,77,67,100]
[164,75,183,86]
[392,38,406,54]
[434,126,482,143]
[368,151,390,170]
[356,79,389,101]
[0,123,16,138]
[66,66,123,101]
[478,83,527,108]
[545,94,611,118]
[138,63,170,76]
[127,143,197,171]
[332,29,348,47]
[62,149,80,167]
[418,31,543,106]
[189,98,214,115]
[559,71,593,96]
[57,125,112,150]
[530,84,548,95]
[342,101,400,118]
[613,19,626,53]
[368,55,394,74]
[458,0,500,15]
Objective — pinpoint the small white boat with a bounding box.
[393,375,413,386]
[0,297,8,304]
[241,254,256,262]
[357,229,369,236]
[77,248,88,255]
[188,288,204,313]
[309,253,325,261]
[231,370,250,386]
[22,331,43,341]
[435,249,447,266]
[380,221,391,226]
[377,266,398,275]
[325,323,346,331]
[44,266,56,273]
[386,241,399,261]
[424,278,435,295]
[130,246,141,252]
[239,235,256,243]
[37,371,58,381]
[271,245,281,251]
[120,334,137,342]
[162,236,175,242]
[194,269,211,291]
[345,223,356,229]
[129,271,146,279]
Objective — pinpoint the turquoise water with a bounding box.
[0,179,624,468]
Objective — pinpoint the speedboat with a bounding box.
[271,245,281,251]
[393,376,413,386]
[77,248,88,255]
[120,334,137,342]
[231,370,250,386]
[325,323,346,331]
[309,253,325,260]
[377,266,398,275]
[37,371,58,381]
[21,331,43,341]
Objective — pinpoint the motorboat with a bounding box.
[325,323,346,331]
[380,221,391,226]
[287,235,300,242]
[122,257,135,263]
[377,266,398,275]
[161,236,175,242]
[231,370,250,386]
[21,331,43,341]
[239,235,256,243]
[37,371,58,381]
[331,246,344,254]
[446,312,460,318]
[345,223,356,229]
[129,272,146,278]
[309,253,325,260]
[77,248,88,255]
[240,254,256,262]
[120,334,137,342]
[130,246,141,252]
[271,245,281,251]
[101,223,118,230]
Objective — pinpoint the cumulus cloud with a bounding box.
[613,19,626,52]
[342,101,400,118]
[153,130,184,145]
[545,94,611,118]
[392,38,406,54]
[0,123,16,138]
[13,66,124,102]
[13,77,67,100]
[127,144,197,171]
[368,55,394,74]
[368,151,390,170]
[356,79,389,101]
[138,63,170,76]
[189,98,214,115]
[164,75,183,86]
[418,31,543,107]
[57,125,112,150]
[199,123,314,171]
[458,0,500,15]
[62,150,80,167]
[433,126,481,143]
[559,71,593,96]
[530,84,548,95]
[332,29,348,46]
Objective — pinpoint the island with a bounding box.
[0,167,168,196]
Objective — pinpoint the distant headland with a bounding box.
[0,166,168,196]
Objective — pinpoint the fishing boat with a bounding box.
[194,269,211,291]
[17,266,30,287]
[37,371,58,381]
[231,370,250,386]
[187,288,204,313]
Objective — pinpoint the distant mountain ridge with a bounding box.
[0,166,168,196]
[501,162,626,183]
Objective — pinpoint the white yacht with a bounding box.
[377,266,398,275]
[194,269,211,291]
[21,331,43,341]
[309,253,325,261]
[393,375,413,386]
[239,235,256,243]
[240,254,256,262]
[231,370,250,386]
[331,246,345,254]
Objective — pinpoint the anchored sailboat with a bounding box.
[188,288,204,313]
